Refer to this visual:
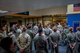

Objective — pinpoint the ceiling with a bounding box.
[0,0,79,14]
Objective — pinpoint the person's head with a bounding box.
[69,27,73,32]
[44,25,47,28]
[64,26,68,29]
[38,29,43,36]
[0,37,14,51]
[76,27,80,31]
[22,27,27,32]
[27,23,32,29]
[33,23,37,26]
[52,27,57,32]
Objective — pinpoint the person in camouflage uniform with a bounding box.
[66,27,77,53]
[75,27,80,53]
[0,37,15,53]
[17,27,31,53]
[49,27,60,53]
[26,23,33,53]
[34,29,48,53]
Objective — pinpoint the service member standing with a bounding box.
[43,25,52,49]
[49,27,60,53]
[26,24,33,53]
[66,27,77,53]
[34,29,48,53]
[17,27,31,53]
[32,23,38,38]
[76,27,80,53]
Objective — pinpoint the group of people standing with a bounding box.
[0,23,80,53]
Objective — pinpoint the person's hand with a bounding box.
[20,48,24,53]
[69,43,76,49]
[53,43,57,48]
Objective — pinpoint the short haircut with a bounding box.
[0,37,13,50]
[38,28,43,33]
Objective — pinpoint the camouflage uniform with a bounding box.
[43,27,52,49]
[49,31,60,53]
[26,29,33,52]
[34,33,48,53]
[66,32,77,53]
[76,30,80,53]
[17,32,31,53]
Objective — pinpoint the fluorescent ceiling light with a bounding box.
[0,10,8,13]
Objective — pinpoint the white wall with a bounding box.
[30,6,67,16]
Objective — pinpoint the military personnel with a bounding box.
[34,29,48,53]
[76,27,80,53]
[26,24,33,53]
[8,31,17,53]
[66,27,77,53]
[26,23,33,39]
[16,26,22,38]
[61,26,69,45]
[32,23,38,38]
[60,26,69,46]
[49,27,60,53]
[57,23,63,33]
[17,27,31,53]
[0,37,14,53]
[64,26,69,35]
[43,25,52,49]
[10,24,18,39]
[43,25,52,37]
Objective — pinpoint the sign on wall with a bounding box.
[74,3,80,12]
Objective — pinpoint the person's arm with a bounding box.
[75,33,80,41]
[24,35,31,49]
[16,36,22,48]
[66,34,70,43]
[49,34,54,44]
[58,33,60,42]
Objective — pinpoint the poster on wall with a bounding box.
[74,3,80,12]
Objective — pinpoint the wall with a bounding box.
[67,14,80,26]
[67,13,80,32]
[30,6,67,16]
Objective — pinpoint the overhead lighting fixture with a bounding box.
[0,10,8,13]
